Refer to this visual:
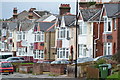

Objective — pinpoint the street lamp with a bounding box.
[75,0,79,78]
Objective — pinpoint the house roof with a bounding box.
[88,10,102,21]
[57,15,76,27]
[80,8,101,21]
[20,20,35,31]
[8,9,51,21]
[104,3,120,18]
[35,22,55,32]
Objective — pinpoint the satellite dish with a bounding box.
[21,40,28,46]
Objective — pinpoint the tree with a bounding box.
[112,50,120,63]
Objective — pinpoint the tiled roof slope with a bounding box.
[80,8,101,21]
[104,3,120,18]
[58,15,76,27]
[35,22,55,32]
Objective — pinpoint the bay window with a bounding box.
[78,44,87,57]
[57,48,69,59]
[104,43,112,55]
[57,28,69,39]
[79,22,87,35]
[104,17,112,33]
[34,31,44,42]
[34,50,44,59]
[17,32,26,41]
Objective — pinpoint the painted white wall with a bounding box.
[78,22,93,58]
[62,39,69,48]
[26,27,34,56]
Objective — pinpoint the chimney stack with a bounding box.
[13,7,18,19]
[28,8,36,19]
[59,4,71,15]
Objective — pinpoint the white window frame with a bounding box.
[104,42,112,55]
[34,50,44,59]
[57,48,69,59]
[34,31,44,42]
[79,22,87,35]
[18,48,26,56]
[17,31,26,41]
[78,44,87,57]
[9,32,12,38]
[57,27,69,39]
[113,18,116,30]
[9,44,12,51]
[104,16,112,33]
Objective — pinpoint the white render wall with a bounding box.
[26,28,34,56]
[78,22,93,58]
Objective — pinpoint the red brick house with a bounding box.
[101,3,120,55]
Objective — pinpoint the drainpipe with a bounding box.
[49,31,51,60]
[93,12,102,58]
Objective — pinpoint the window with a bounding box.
[104,43,112,55]
[9,44,12,51]
[34,31,44,42]
[57,28,69,39]
[9,32,12,37]
[57,48,69,59]
[34,50,44,59]
[104,17,112,32]
[113,18,116,30]
[18,48,26,56]
[17,32,26,41]
[79,22,87,35]
[23,32,25,40]
[78,44,87,57]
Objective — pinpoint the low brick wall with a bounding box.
[50,64,67,75]
[32,63,43,75]
[12,63,33,72]
[67,65,80,77]
[19,66,33,73]
[43,63,51,72]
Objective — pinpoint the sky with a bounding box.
[0,0,77,19]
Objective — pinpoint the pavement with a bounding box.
[1,72,69,78]
[0,72,86,80]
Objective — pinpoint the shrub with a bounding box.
[94,58,106,68]
[112,50,120,63]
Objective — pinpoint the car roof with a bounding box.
[0,61,11,63]
[8,57,23,58]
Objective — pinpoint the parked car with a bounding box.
[5,57,26,63]
[72,57,94,64]
[37,60,52,63]
[94,55,112,61]
[0,61,14,74]
[51,60,70,64]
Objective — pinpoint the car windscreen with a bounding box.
[1,63,12,68]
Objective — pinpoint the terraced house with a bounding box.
[33,21,56,62]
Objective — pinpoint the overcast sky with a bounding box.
[1,0,76,19]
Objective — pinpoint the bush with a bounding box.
[112,50,120,63]
[94,58,106,68]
